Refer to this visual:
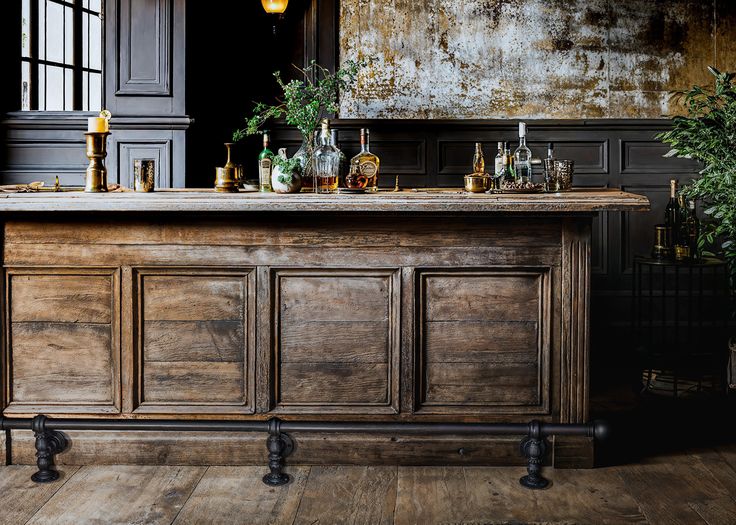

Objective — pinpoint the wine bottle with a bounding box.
[514,122,533,184]
[494,142,504,178]
[685,200,700,260]
[674,194,690,261]
[502,142,515,185]
[473,142,485,173]
[664,179,679,250]
[258,132,274,192]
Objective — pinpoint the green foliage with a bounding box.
[657,67,736,290]
[232,60,365,143]
[271,154,303,185]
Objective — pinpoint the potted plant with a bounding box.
[232,60,364,186]
[271,149,303,194]
[657,66,736,385]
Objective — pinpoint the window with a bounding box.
[21,0,103,111]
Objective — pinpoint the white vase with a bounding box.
[271,166,302,194]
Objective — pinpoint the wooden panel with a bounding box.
[143,320,243,362]
[280,363,389,405]
[417,270,549,415]
[142,362,245,404]
[424,274,540,322]
[10,274,112,323]
[116,0,171,95]
[5,268,120,415]
[142,274,244,321]
[11,323,113,403]
[621,140,701,174]
[273,270,400,414]
[135,269,254,414]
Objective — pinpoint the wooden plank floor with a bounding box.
[1,447,736,525]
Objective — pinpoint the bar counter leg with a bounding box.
[262,418,291,486]
[519,420,550,490]
[31,415,67,483]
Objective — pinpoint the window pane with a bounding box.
[83,71,89,111]
[46,65,63,110]
[21,62,31,110]
[22,0,30,57]
[38,64,46,109]
[90,0,101,13]
[64,6,73,65]
[38,0,45,60]
[46,1,63,63]
[89,14,101,70]
[64,68,73,110]
[89,72,101,112]
[82,12,88,68]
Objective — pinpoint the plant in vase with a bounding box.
[232,59,365,190]
[271,149,303,194]
[657,66,736,382]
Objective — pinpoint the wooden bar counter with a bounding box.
[0,189,648,468]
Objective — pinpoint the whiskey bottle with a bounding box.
[313,120,340,193]
[258,132,274,192]
[350,128,380,192]
[664,179,679,250]
[674,194,690,261]
[514,122,533,184]
[473,142,485,173]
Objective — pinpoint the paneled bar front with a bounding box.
[0,190,648,478]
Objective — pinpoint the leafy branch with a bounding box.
[233,59,365,143]
[658,66,736,290]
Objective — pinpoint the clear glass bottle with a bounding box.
[494,141,504,178]
[514,122,532,184]
[331,129,348,186]
[258,132,274,192]
[313,120,340,194]
[350,128,380,192]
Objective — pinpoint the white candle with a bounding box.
[88,117,108,133]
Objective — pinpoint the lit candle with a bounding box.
[87,117,108,133]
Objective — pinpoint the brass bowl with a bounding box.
[464,173,491,193]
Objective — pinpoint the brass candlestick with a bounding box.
[84,132,110,192]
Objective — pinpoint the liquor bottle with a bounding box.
[544,142,555,192]
[664,179,679,250]
[502,142,515,186]
[258,132,274,192]
[685,200,700,260]
[331,129,348,186]
[350,128,380,192]
[674,194,690,261]
[514,122,533,184]
[313,120,340,193]
[547,142,554,160]
[494,142,504,178]
[473,142,485,173]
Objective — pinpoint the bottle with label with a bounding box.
[514,122,533,184]
[313,120,340,193]
[494,142,504,178]
[685,200,700,260]
[664,179,679,250]
[674,194,690,261]
[258,132,274,192]
[502,141,515,186]
[350,128,380,192]
[473,142,485,173]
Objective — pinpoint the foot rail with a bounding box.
[0,416,608,490]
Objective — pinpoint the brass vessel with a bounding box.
[464,173,491,193]
[84,132,110,192]
[214,143,239,193]
[652,224,670,259]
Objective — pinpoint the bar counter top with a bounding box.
[0,188,649,213]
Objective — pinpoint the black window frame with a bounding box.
[22,0,103,111]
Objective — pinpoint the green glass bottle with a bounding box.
[258,132,274,192]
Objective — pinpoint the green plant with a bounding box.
[272,155,302,184]
[232,60,364,143]
[657,67,736,289]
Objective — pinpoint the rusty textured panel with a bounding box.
[339,0,728,119]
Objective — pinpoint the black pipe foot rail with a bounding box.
[0,416,608,490]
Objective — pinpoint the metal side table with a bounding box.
[632,256,732,397]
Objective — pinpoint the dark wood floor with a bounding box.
[0,445,735,525]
